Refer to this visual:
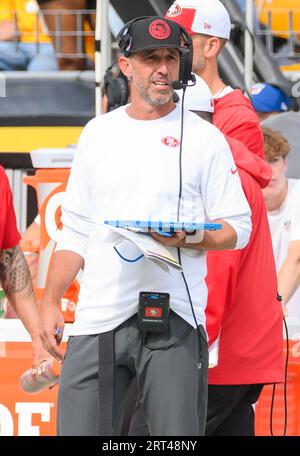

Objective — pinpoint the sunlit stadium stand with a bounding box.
[255,0,300,73]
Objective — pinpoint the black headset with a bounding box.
[117,16,150,55]
[117,16,194,87]
[104,63,129,112]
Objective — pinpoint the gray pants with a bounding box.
[57,311,208,436]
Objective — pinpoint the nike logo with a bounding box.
[231,168,238,174]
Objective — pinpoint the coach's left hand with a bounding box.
[150,231,186,247]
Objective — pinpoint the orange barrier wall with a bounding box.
[255,339,300,436]
[1,319,300,436]
[24,169,78,323]
[0,321,68,436]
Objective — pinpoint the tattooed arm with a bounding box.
[0,245,50,368]
[0,245,34,302]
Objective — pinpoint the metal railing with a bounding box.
[43,9,96,58]
[256,8,300,63]
[10,9,97,59]
[7,6,300,65]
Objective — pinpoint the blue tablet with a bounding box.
[104,220,222,236]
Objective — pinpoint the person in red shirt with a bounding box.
[170,81,284,435]
[183,79,283,435]
[205,137,284,435]
[165,0,264,159]
[0,167,21,250]
[175,79,283,417]
[0,165,48,368]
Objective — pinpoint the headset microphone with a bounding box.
[172,75,197,91]
[172,81,184,90]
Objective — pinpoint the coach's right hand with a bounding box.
[40,303,65,361]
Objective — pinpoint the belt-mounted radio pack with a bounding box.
[138,291,170,334]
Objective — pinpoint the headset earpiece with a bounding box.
[177,27,193,86]
[117,16,150,57]
[104,63,129,112]
[117,27,132,56]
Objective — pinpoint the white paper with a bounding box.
[106,225,182,271]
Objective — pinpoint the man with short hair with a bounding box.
[262,127,300,323]
[40,16,252,436]
[165,0,264,158]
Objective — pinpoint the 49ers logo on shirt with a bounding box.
[166,4,182,17]
[161,136,180,147]
[149,20,171,40]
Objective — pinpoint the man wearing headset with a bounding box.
[39,16,252,436]
[103,1,264,161]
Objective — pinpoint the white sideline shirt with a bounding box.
[56,104,252,335]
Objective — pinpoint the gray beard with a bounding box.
[140,88,173,106]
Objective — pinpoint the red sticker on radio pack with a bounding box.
[149,20,171,40]
[145,307,162,318]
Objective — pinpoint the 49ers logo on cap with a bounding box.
[162,136,180,147]
[167,4,182,17]
[149,20,171,40]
